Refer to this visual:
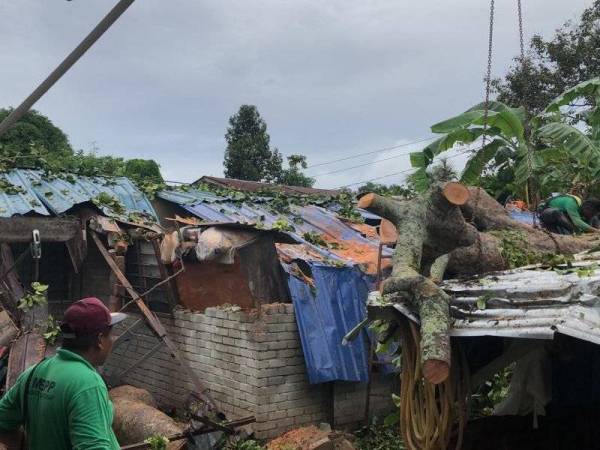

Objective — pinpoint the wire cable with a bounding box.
[304,136,437,170]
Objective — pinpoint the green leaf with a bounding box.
[538,122,599,157]
[431,111,484,133]
[392,393,401,408]
[545,77,600,112]
[460,140,504,185]
[407,168,430,192]
[476,296,488,310]
[383,411,400,428]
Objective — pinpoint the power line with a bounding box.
[339,168,415,188]
[337,147,475,189]
[304,136,436,170]
[311,152,416,178]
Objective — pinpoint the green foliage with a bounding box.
[144,434,169,450]
[224,105,282,182]
[336,189,364,223]
[470,365,514,417]
[408,101,531,195]
[302,231,328,247]
[493,1,600,115]
[272,217,295,232]
[277,154,315,188]
[18,282,49,311]
[0,109,164,197]
[0,179,25,195]
[476,293,492,310]
[357,182,415,199]
[93,193,126,216]
[43,315,61,345]
[0,109,72,158]
[489,230,537,269]
[223,105,314,187]
[354,417,406,450]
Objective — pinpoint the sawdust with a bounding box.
[266,426,330,450]
[320,235,390,275]
[348,222,379,239]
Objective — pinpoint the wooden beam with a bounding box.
[0,217,81,243]
[90,232,216,409]
[0,311,18,347]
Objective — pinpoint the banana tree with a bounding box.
[535,77,600,198]
[409,101,536,200]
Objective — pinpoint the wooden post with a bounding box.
[90,232,216,410]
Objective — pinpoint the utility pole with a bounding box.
[0,0,136,138]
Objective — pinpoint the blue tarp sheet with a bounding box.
[287,263,372,383]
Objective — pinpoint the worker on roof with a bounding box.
[0,297,126,450]
[538,193,600,234]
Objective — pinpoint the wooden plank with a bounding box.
[6,333,46,390]
[0,217,81,243]
[0,310,18,347]
[151,239,178,309]
[90,232,216,409]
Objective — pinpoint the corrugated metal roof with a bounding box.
[0,169,158,221]
[157,187,392,273]
[375,256,600,346]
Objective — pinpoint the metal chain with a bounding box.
[473,0,496,276]
[517,0,525,61]
[482,0,495,148]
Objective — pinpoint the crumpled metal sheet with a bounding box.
[157,188,392,272]
[0,169,158,220]
[443,260,600,345]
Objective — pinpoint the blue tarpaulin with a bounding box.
[286,263,372,383]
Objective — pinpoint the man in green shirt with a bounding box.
[539,194,600,234]
[0,297,126,450]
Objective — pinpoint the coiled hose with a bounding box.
[399,319,469,450]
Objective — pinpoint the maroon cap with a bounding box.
[61,297,127,338]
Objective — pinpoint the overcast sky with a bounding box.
[0,1,593,188]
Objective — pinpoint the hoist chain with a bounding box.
[482,0,495,148]
[517,0,525,61]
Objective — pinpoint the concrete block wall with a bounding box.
[105,303,395,439]
[333,374,398,428]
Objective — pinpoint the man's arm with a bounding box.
[0,372,25,432]
[564,203,593,232]
[69,387,119,450]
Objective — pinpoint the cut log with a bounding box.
[360,183,478,383]
[446,187,599,277]
[110,386,185,450]
[442,181,470,206]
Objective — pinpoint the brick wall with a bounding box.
[104,304,395,439]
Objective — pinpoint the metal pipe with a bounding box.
[0,0,136,138]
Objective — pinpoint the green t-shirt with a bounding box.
[0,348,120,450]
[547,194,592,232]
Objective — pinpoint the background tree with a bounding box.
[493,1,600,115]
[0,108,72,161]
[357,182,415,198]
[276,154,315,187]
[223,104,316,187]
[0,108,164,185]
[124,158,164,184]
[224,105,282,181]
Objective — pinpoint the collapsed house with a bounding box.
[0,169,186,447]
[104,177,400,439]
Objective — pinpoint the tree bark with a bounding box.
[447,187,598,277]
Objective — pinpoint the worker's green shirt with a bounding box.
[547,195,592,232]
[0,348,120,450]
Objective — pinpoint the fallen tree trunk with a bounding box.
[110,386,185,450]
[447,188,599,277]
